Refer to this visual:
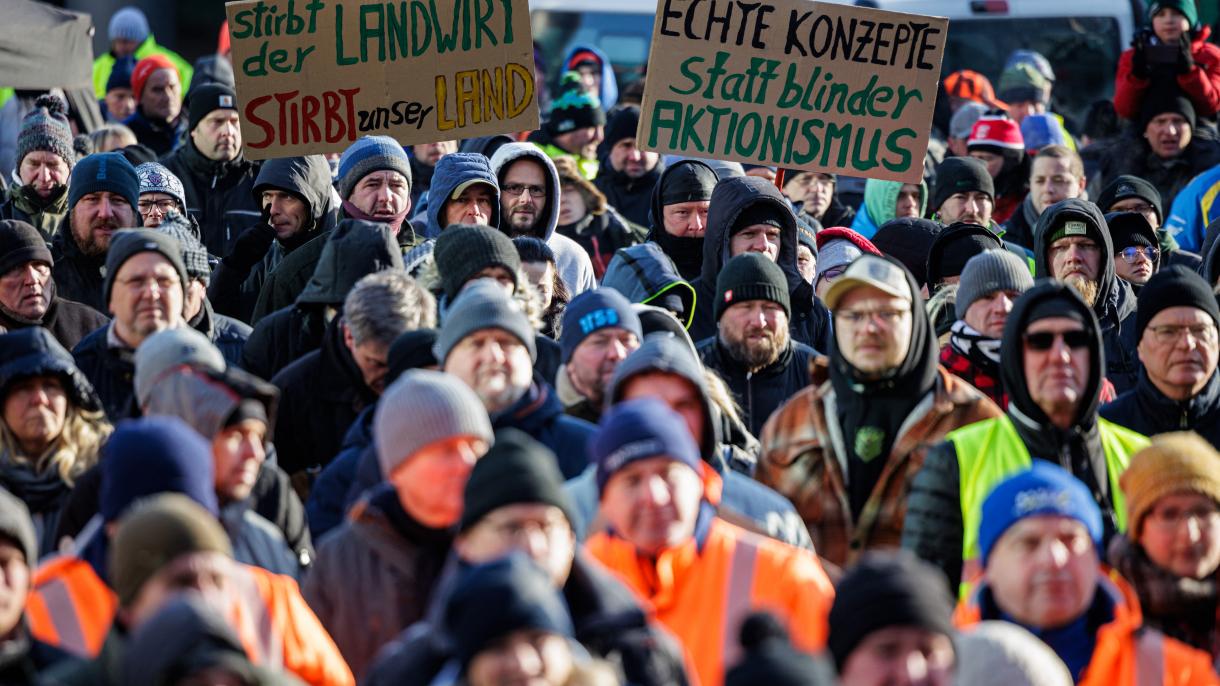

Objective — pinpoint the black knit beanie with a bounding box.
[1140,94,1196,134]
[187,83,238,133]
[1105,211,1158,251]
[871,217,941,288]
[1136,266,1220,340]
[0,220,53,277]
[726,613,836,686]
[1096,175,1163,224]
[732,203,788,235]
[459,428,576,533]
[715,253,790,320]
[387,328,439,382]
[660,161,718,206]
[103,229,189,312]
[433,224,522,302]
[929,157,994,216]
[601,105,641,153]
[926,222,1003,287]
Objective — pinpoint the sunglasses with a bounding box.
[1023,330,1090,351]
[1118,246,1160,264]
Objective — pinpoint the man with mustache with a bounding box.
[557,288,641,422]
[51,152,142,314]
[593,106,662,228]
[1102,267,1220,448]
[122,55,185,157]
[0,95,75,240]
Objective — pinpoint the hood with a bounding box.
[425,152,502,238]
[1000,280,1105,432]
[0,327,100,412]
[296,218,404,306]
[141,366,279,440]
[647,159,718,234]
[459,134,516,158]
[561,43,619,111]
[489,142,560,241]
[862,178,927,228]
[1032,198,1116,316]
[600,242,697,329]
[250,155,336,233]
[701,176,804,295]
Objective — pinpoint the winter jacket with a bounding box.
[556,208,648,279]
[697,337,814,438]
[219,501,303,578]
[122,107,184,158]
[493,380,595,480]
[189,300,250,368]
[594,157,662,228]
[1034,198,1143,393]
[1102,368,1220,449]
[304,408,376,541]
[1097,134,1220,211]
[50,213,111,314]
[243,305,328,382]
[808,196,856,229]
[0,183,67,239]
[70,325,134,422]
[0,622,70,684]
[561,43,619,112]
[489,143,597,294]
[421,151,502,238]
[1114,26,1220,121]
[850,178,928,239]
[1165,164,1220,253]
[303,485,453,681]
[1002,193,1040,250]
[160,138,262,258]
[91,35,192,99]
[0,287,107,352]
[600,241,697,329]
[686,176,832,352]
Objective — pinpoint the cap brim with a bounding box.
[450,179,496,201]
[823,274,911,311]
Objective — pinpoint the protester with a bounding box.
[87,124,137,154]
[870,217,941,292]
[1003,145,1088,249]
[953,621,1074,686]
[849,179,927,238]
[122,55,185,157]
[533,73,605,180]
[0,95,74,239]
[91,7,192,100]
[100,56,136,123]
[966,114,1029,225]
[944,69,1004,112]
[557,288,641,422]
[725,613,836,686]
[1114,0,1220,124]
[514,236,569,338]
[646,159,718,281]
[133,162,187,229]
[601,242,696,329]
[928,156,997,229]
[554,155,646,279]
[926,223,1004,293]
[813,227,882,301]
[563,44,619,111]
[594,105,661,228]
[783,171,855,228]
[1108,211,1162,288]
[0,488,70,680]
[995,61,1053,126]
[947,102,988,157]
[408,140,456,209]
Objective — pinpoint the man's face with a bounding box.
[609,137,658,179]
[71,191,136,257]
[123,552,232,629]
[2,376,67,456]
[1153,7,1191,44]
[1146,113,1192,159]
[1030,156,1085,214]
[661,201,709,237]
[1006,99,1045,125]
[343,326,390,395]
[137,192,181,228]
[467,269,517,299]
[522,261,554,309]
[443,184,495,228]
[839,627,954,686]
[140,68,182,122]
[444,329,533,413]
[720,300,789,371]
[467,630,574,686]
[1021,317,1091,426]
[619,373,706,448]
[600,457,703,556]
[963,290,1020,339]
[1138,306,1219,401]
[577,64,602,96]
[190,110,241,162]
[1114,245,1158,285]
[895,183,922,218]
[350,170,411,222]
[412,140,457,166]
[0,541,29,639]
[729,224,782,260]
[261,190,308,241]
[105,87,136,123]
[501,161,547,236]
[456,503,576,586]
[110,252,184,347]
[1108,197,1161,231]
[968,150,1004,179]
[554,126,603,160]
[390,435,488,528]
[1138,491,1220,580]
[567,328,639,408]
[212,419,266,503]
[937,191,993,226]
[985,515,1098,629]
[1048,236,1101,306]
[18,151,70,198]
[796,245,816,284]
[0,260,52,320]
[833,286,913,377]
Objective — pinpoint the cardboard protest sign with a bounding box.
[224,0,538,159]
[638,1,948,183]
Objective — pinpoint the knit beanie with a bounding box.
[0,488,37,568]
[133,327,226,410]
[100,416,219,522]
[949,102,988,141]
[16,95,74,170]
[110,494,232,607]
[997,62,1051,106]
[459,428,576,532]
[715,253,790,321]
[136,162,186,212]
[944,70,1000,108]
[108,6,150,43]
[153,214,210,284]
[967,116,1024,156]
[1141,95,1196,134]
[1005,50,1056,84]
[601,105,641,153]
[0,220,53,278]
[660,160,718,205]
[1044,205,1108,254]
[186,83,237,133]
[1149,0,1199,28]
[336,135,414,201]
[435,280,537,364]
[559,288,642,363]
[726,613,836,686]
[546,72,606,136]
[1121,432,1220,536]
[955,249,1034,320]
[978,461,1103,566]
[387,328,439,380]
[1020,114,1067,153]
[103,229,189,312]
[954,621,1075,686]
[69,152,140,210]
[731,203,789,236]
[565,49,602,71]
[131,54,178,103]
[374,369,494,477]
[871,217,941,288]
[1135,266,1220,340]
[433,224,521,302]
[1106,211,1158,252]
[930,157,994,215]
[592,398,703,495]
[926,223,1003,288]
[107,55,137,93]
[446,554,575,668]
[827,551,955,671]
[1097,175,1164,223]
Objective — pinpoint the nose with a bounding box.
[645,474,672,507]
[1186,517,1203,543]
[902,651,930,684]
[998,294,1014,312]
[607,339,629,362]
[688,213,705,234]
[472,204,488,222]
[1046,539,1071,567]
[96,196,114,219]
[626,147,643,162]
[505,641,543,678]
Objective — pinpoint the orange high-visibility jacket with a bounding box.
[954,568,1219,686]
[27,554,355,686]
[587,517,834,686]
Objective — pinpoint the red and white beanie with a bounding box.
[967,115,1024,153]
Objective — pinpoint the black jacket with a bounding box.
[1098,134,1220,210]
[0,284,107,352]
[0,623,72,685]
[159,138,262,257]
[594,159,663,228]
[686,176,831,353]
[646,161,714,282]
[1002,194,1038,250]
[122,107,185,157]
[493,380,596,480]
[1101,369,1220,448]
[697,337,814,438]
[556,208,648,277]
[50,216,109,313]
[242,305,327,382]
[189,300,250,369]
[70,325,134,422]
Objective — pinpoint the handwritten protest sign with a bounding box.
[224,0,537,159]
[638,0,948,183]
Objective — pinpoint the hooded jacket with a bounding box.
[160,137,262,258]
[601,242,697,330]
[1101,365,1220,448]
[0,278,108,352]
[489,143,596,295]
[646,160,717,282]
[850,178,928,239]
[1033,198,1142,392]
[561,43,619,112]
[686,176,831,353]
[697,336,815,438]
[594,155,662,229]
[1,182,68,239]
[1098,132,1220,212]
[903,281,1148,594]
[188,300,249,369]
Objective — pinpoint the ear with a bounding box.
[342,321,355,352]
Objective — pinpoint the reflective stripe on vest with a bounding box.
[1135,630,1165,686]
[721,537,759,671]
[26,556,116,657]
[229,564,284,669]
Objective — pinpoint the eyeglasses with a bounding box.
[1023,330,1090,351]
[1118,246,1160,264]
[1146,505,1220,530]
[1147,324,1218,345]
[502,183,545,198]
[817,265,848,284]
[138,199,178,215]
[835,309,909,326]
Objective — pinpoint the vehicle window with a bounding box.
[531,11,656,91]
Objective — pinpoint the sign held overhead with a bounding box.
[224,0,538,159]
[638,0,948,183]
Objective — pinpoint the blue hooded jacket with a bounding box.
[561,43,618,112]
[423,153,501,239]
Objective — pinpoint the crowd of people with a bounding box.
[3,1,1220,684]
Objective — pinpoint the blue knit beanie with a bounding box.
[107,56,138,93]
[559,288,642,363]
[69,152,140,210]
[978,461,1102,566]
[100,416,218,522]
[336,135,413,201]
[592,398,702,495]
[109,7,150,44]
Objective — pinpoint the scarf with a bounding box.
[649,229,704,282]
[341,199,411,237]
[949,320,1002,366]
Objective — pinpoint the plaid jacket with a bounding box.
[757,359,1002,568]
[939,344,1007,409]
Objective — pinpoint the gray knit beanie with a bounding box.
[0,488,37,567]
[375,369,494,476]
[153,213,211,285]
[103,229,190,313]
[953,621,1073,686]
[434,280,537,365]
[954,249,1034,320]
[134,327,226,410]
[17,95,75,170]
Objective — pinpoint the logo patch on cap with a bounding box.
[1014,488,1071,516]
[1117,184,1134,196]
[219,95,234,107]
[724,289,733,302]
[1063,220,1088,236]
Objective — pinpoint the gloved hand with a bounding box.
[1178,39,1195,75]
[1131,31,1151,78]
[224,222,276,271]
